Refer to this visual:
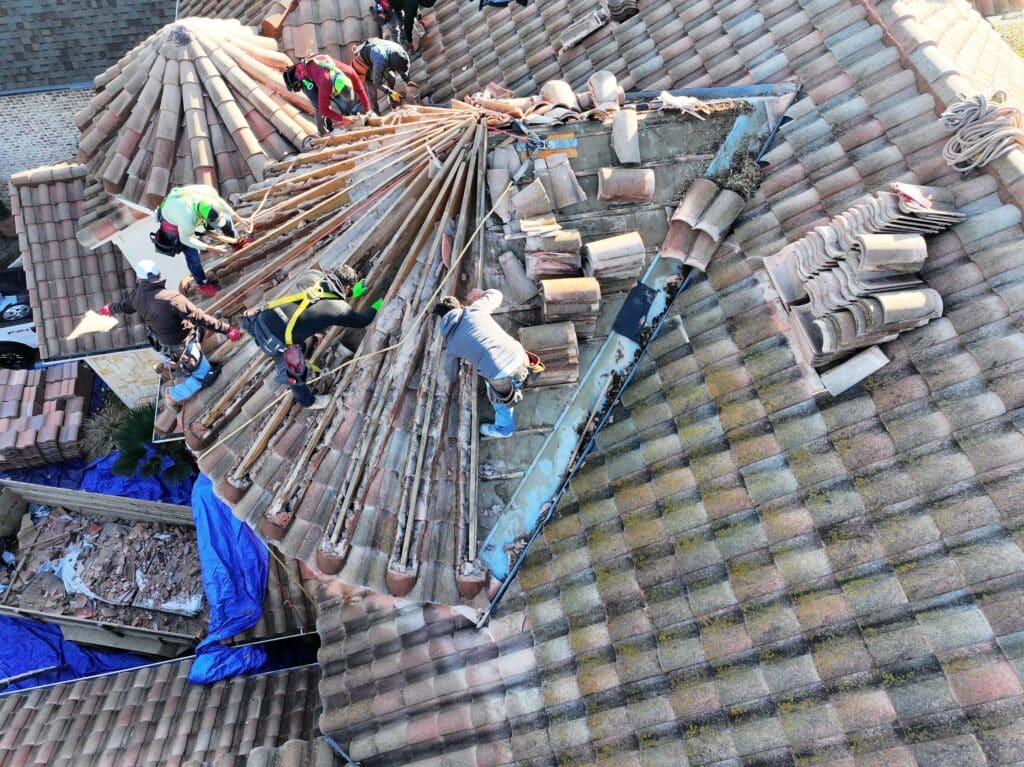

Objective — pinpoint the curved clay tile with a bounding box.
[279,0,380,65]
[75,18,316,213]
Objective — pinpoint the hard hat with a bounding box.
[135,259,161,280]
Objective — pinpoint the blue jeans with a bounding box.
[183,246,209,285]
[168,351,214,402]
[492,401,515,435]
[485,363,529,436]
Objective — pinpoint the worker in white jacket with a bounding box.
[150,185,243,298]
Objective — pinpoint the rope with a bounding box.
[266,543,317,612]
[941,91,1024,173]
[200,123,511,461]
[234,155,301,234]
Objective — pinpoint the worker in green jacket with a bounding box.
[151,185,245,298]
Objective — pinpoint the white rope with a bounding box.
[941,91,1024,173]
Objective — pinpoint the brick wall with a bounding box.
[0,89,91,191]
[0,1,176,90]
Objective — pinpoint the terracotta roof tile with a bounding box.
[9,163,147,359]
[1,662,320,766]
[76,18,312,222]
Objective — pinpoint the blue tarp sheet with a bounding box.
[188,474,268,684]
[2,452,194,506]
[0,615,146,694]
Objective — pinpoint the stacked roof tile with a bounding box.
[74,17,315,222]
[0,662,321,766]
[0,363,91,470]
[8,162,146,359]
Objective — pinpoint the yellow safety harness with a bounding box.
[265,283,342,345]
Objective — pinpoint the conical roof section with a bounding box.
[74,17,316,215]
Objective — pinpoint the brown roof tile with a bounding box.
[0,662,320,766]
[9,163,148,359]
[76,18,313,221]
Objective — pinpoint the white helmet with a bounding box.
[135,259,161,281]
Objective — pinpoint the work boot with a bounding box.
[480,422,514,438]
[306,394,331,411]
[197,282,221,298]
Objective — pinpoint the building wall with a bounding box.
[85,347,162,408]
[0,89,92,190]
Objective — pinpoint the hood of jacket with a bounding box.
[438,308,464,338]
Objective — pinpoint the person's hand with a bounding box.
[226,327,243,342]
[99,304,112,317]
[207,244,230,255]
[350,279,368,298]
[467,288,485,303]
[371,297,384,311]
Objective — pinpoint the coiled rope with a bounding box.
[941,91,1024,173]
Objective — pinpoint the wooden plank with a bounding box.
[0,481,192,527]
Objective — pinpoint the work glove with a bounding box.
[226,327,243,342]
[387,88,402,105]
[99,305,112,317]
[371,297,384,311]
[350,279,368,299]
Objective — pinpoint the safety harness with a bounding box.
[304,54,352,96]
[265,281,343,345]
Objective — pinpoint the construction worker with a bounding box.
[352,38,413,114]
[151,184,244,298]
[392,0,426,50]
[283,54,372,136]
[435,289,534,438]
[100,260,243,404]
[242,265,381,410]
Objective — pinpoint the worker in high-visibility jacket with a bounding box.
[283,54,372,136]
[150,184,243,298]
[242,265,381,409]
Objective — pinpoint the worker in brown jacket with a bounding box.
[100,260,243,403]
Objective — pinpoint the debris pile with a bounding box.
[1,504,206,635]
[0,363,93,470]
[464,71,625,127]
[763,183,965,368]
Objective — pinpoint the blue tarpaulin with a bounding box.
[2,452,194,506]
[0,615,146,694]
[188,474,268,684]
